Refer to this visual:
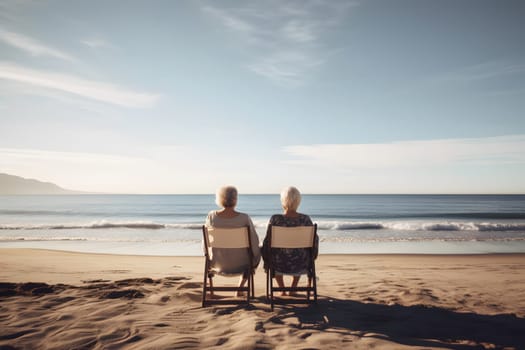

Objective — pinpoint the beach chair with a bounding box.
[265,224,318,310]
[202,225,255,307]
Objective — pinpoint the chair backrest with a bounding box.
[270,225,316,248]
[203,226,251,258]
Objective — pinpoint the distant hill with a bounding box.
[0,173,83,195]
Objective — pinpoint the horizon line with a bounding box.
[3,193,525,196]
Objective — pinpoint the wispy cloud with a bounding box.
[201,0,356,86]
[284,135,525,169]
[248,51,324,85]
[0,28,74,61]
[0,147,146,165]
[81,38,115,49]
[0,61,160,108]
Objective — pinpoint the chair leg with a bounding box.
[269,269,275,311]
[246,271,250,304]
[312,267,317,302]
[202,264,208,307]
[265,270,269,300]
[208,276,214,297]
[250,272,255,298]
[307,276,312,300]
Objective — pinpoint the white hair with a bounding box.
[216,185,238,208]
[280,186,301,211]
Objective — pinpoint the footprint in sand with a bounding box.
[99,289,145,299]
[115,278,158,285]
[82,279,110,283]
[170,336,200,349]
[145,293,171,304]
[176,282,202,289]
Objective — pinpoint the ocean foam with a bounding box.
[1,220,525,233]
[0,220,203,230]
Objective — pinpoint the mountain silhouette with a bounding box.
[0,173,82,194]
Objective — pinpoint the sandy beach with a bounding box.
[1,249,524,349]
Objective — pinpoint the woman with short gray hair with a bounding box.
[262,186,318,295]
[280,186,302,212]
[205,185,261,295]
[215,186,238,208]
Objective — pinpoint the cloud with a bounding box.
[0,61,160,108]
[0,147,145,165]
[201,0,356,86]
[283,135,525,169]
[201,5,254,34]
[248,51,324,85]
[0,147,157,193]
[81,38,115,49]
[282,19,316,43]
[0,28,74,61]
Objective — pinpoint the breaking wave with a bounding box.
[1,220,525,232]
[0,221,203,230]
[317,221,525,232]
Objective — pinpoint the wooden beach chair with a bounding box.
[202,225,255,307]
[265,224,318,310]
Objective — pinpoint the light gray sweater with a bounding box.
[204,211,261,274]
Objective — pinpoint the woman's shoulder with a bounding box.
[269,214,285,223]
[207,210,218,218]
[269,213,312,226]
[205,210,216,225]
[297,213,313,225]
[236,211,253,222]
[297,213,312,220]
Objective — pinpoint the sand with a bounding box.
[1,249,524,349]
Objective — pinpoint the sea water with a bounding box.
[1,194,525,255]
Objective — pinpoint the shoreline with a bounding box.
[3,246,525,258]
[2,238,525,257]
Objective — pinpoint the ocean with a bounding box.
[1,194,525,255]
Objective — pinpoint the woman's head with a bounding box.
[216,185,238,208]
[280,186,301,211]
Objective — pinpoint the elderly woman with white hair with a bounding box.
[205,185,261,294]
[262,186,318,295]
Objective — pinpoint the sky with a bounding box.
[0,0,524,194]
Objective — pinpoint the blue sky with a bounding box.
[0,0,524,194]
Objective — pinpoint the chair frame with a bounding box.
[202,225,255,307]
[265,224,318,310]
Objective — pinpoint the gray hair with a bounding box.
[280,186,301,211]
[216,185,238,208]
